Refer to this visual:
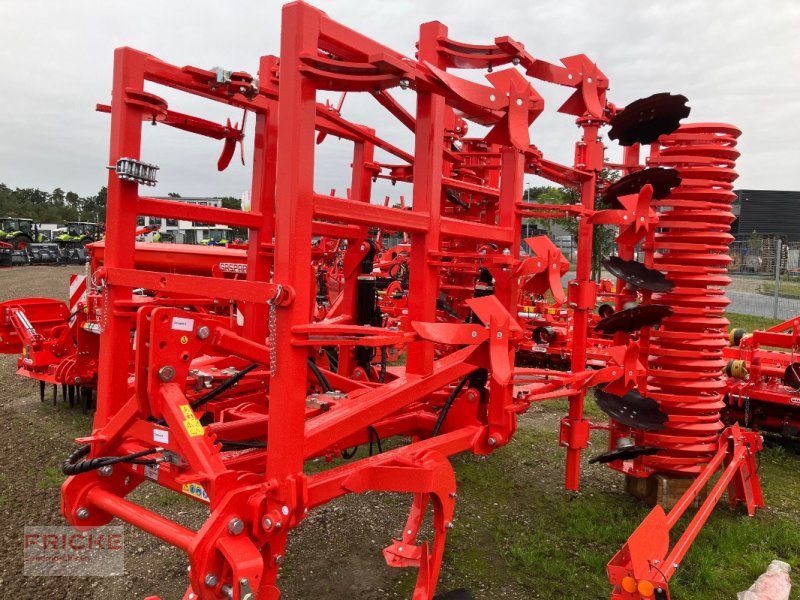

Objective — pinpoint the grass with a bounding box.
[760,280,800,298]
[39,465,64,490]
[406,408,800,600]
[725,311,783,331]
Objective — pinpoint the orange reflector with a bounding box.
[637,579,655,597]
[621,576,637,593]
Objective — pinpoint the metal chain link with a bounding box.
[100,283,109,334]
[744,394,750,428]
[267,285,282,378]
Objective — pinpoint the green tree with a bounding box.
[522,170,620,280]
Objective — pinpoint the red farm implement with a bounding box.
[723,317,800,436]
[0,3,771,599]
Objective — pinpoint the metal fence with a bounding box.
[727,239,800,321]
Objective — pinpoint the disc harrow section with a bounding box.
[644,124,741,474]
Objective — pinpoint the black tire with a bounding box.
[11,234,32,251]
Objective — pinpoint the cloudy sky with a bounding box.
[1,0,798,201]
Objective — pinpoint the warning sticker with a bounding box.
[180,405,204,437]
[184,418,204,437]
[182,482,210,503]
[171,316,195,332]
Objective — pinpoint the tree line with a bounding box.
[0,183,108,224]
[523,169,619,280]
[0,184,244,228]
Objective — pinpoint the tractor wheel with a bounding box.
[11,234,32,251]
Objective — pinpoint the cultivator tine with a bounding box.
[608,92,690,146]
[80,387,92,413]
[39,380,45,402]
[61,383,67,404]
[67,384,75,408]
[52,384,57,406]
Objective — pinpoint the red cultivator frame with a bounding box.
[0,2,770,599]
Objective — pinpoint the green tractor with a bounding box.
[54,222,103,247]
[0,217,44,250]
[198,228,232,246]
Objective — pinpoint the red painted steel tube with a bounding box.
[661,445,745,580]
[87,487,195,552]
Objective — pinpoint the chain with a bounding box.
[744,394,750,428]
[100,283,109,334]
[267,285,282,378]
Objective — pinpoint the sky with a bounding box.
[0,0,798,201]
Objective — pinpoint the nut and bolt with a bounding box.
[221,584,233,599]
[240,578,254,600]
[204,573,219,587]
[487,436,497,446]
[228,517,244,535]
[281,505,290,516]
[99,465,113,477]
[158,365,176,382]
[262,517,273,530]
[76,507,90,520]
[399,78,410,89]
[274,554,284,565]
[196,326,210,340]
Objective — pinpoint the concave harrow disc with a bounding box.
[594,388,668,431]
[602,167,681,208]
[608,93,690,146]
[595,304,672,334]
[603,256,674,293]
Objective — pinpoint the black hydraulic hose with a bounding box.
[307,358,333,393]
[368,425,383,456]
[218,439,266,451]
[62,444,163,476]
[190,363,259,411]
[341,446,358,459]
[378,347,388,383]
[432,375,471,437]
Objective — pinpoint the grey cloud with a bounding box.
[0,0,797,198]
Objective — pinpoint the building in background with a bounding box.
[732,190,800,242]
[137,197,233,244]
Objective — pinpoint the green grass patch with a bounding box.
[760,280,800,298]
[39,465,64,490]
[725,311,782,331]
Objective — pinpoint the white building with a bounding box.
[138,197,234,244]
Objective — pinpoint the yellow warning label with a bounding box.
[179,405,204,437]
[180,335,189,345]
[184,417,204,437]
[181,482,210,502]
